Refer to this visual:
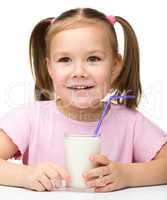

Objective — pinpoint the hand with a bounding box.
[21,162,71,192]
[82,154,129,192]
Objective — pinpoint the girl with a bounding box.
[0,7,167,193]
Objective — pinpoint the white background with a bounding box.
[0,0,167,132]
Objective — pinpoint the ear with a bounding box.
[46,57,53,79]
[110,54,123,85]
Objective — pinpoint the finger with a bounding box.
[65,179,71,188]
[52,164,71,183]
[83,165,111,180]
[51,175,62,188]
[89,154,110,165]
[86,174,113,187]
[33,181,46,192]
[95,183,117,192]
[45,168,62,188]
[39,174,52,191]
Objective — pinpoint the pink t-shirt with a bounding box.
[0,100,167,167]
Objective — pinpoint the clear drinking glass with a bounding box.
[64,133,101,192]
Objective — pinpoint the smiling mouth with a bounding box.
[67,85,95,90]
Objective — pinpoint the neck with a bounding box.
[56,99,111,122]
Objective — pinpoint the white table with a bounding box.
[0,185,167,200]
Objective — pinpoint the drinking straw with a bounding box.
[93,95,135,137]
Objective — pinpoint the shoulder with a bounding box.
[21,100,55,111]
[110,102,140,121]
[102,103,142,131]
[0,100,55,120]
[22,100,56,119]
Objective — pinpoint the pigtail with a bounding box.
[29,17,54,100]
[112,16,142,110]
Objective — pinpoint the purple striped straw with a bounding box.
[93,95,135,137]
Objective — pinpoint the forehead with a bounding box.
[50,25,111,54]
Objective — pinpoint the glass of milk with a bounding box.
[64,133,101,191]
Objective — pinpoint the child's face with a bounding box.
[47,25,119,109]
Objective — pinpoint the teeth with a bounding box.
[75,86,86,89]
[69,85,93,89]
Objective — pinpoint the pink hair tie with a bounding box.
[107,15,116,25]
[50,18,56,24]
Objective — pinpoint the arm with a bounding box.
[0,129,27,187]
[124,143,167,187]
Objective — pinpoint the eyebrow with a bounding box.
[53,50,106,56]
[87,50,106,54]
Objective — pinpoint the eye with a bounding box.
[88,56,101,62]
[58,57,71,62]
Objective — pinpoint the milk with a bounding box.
[64,134,101,190]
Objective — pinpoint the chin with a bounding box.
[72,97,102,109]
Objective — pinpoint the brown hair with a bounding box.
[29,7,142,110]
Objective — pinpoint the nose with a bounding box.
[71,62,88,78]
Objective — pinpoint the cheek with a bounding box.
[50,70,67,88]
[91,63,112,85]
[91,74,111,99]
[95,71,111,89]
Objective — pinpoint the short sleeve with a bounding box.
[0,105,31,159]
[133,112,167,162]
